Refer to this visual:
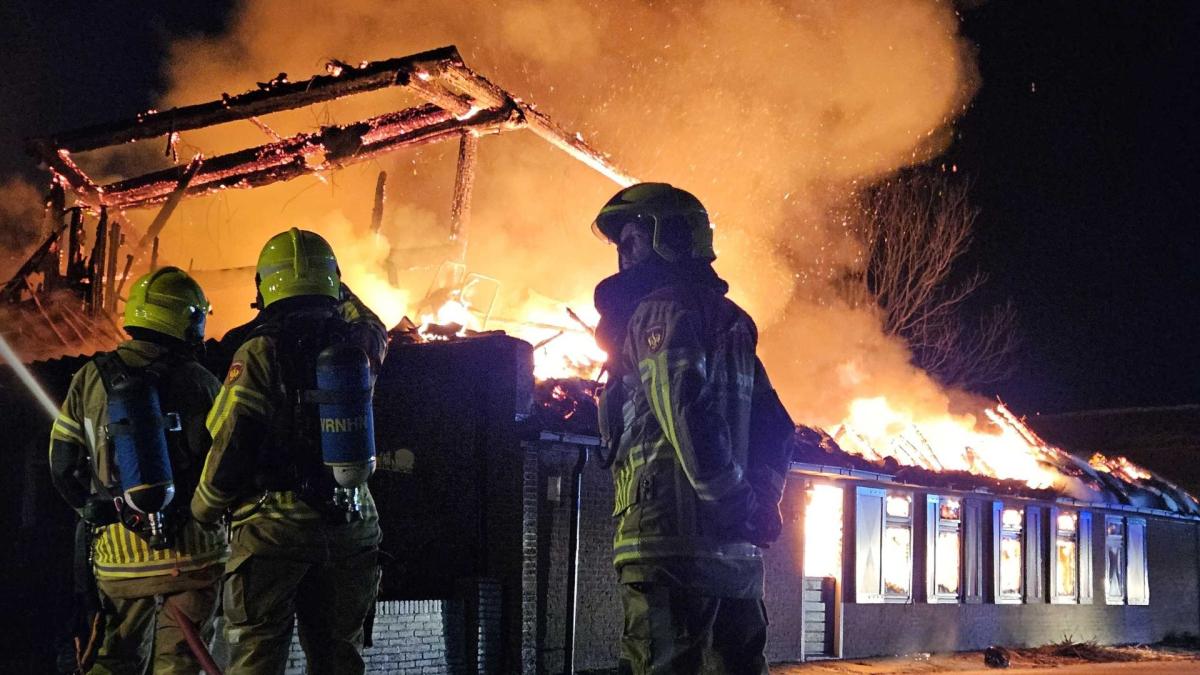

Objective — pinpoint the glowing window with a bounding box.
[883,492,913,598]
[1057,512,1077,533]
[998,507,1024,602]
[804,484,844,579]
[939,499,961,522]
[855,488,914,602]
[1002,507,1023,529]
[930,496,962,602]
[1054,511,1079,602]
[1127,518,1149,605]
[935,530,961,596]
[886,495,911,518]
[883,525,912,596]
[1105,516,1126,603]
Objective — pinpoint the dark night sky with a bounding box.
[0,1,1196,415]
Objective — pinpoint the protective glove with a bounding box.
[744,493,783,548]
[81,497,118,526]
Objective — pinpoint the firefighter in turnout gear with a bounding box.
[192,228,387,674]
[592,183,794,675]
[48,266,227,675]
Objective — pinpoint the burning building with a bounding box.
[1,38,1198,674]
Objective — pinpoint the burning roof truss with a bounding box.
[10,45,636,361]
[27,45,634,236]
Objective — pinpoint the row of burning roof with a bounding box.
[531,377,1199,517]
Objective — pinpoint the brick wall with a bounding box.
[317,599,466,675]
[272,588,507,674]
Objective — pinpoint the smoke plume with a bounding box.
[67,0,979,427]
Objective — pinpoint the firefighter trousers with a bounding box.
[223,548,380,675]
[88,582,219,675]
[618,582,769,675]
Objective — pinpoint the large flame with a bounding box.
[832,397,1063,489]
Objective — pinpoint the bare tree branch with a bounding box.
[846,170,1020,390]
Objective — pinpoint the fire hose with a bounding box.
[164,601,224,675]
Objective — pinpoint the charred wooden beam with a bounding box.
[28,46,463,154]
[449,132,480,262]
[32,46,636,213]
[370,171,387,234]
[104,222,121,314]
[99,105,515,210]
[27,143,104,207]
[398,70,476,118]
[443,62,636,187]
[88,208,108,314]
[133,156,203,254]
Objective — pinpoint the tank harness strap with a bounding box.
[95,353,182,438]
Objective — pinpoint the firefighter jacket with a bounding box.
[204,282,387,380]
[191,297,387,557]
[598,280,770,598]
[48,340,229,584]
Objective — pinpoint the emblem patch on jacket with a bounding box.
[225,361,245,385]
[645,326,665,353]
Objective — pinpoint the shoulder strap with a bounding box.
[93,351,132,396]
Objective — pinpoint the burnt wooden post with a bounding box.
[132,156,202,257]
[449,132,479,263]
[104,222,121,315]
[88,208,108,314]
[41,182,66,293]
[370,171,388,233]
[114,254,134,303]
[66,207,84,281]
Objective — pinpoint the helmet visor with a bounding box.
[592,211,653,245]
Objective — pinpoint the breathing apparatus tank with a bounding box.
[104,362,179,548]
[312,341,376,513]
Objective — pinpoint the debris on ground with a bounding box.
[983,645,1010,668]
[768,638,1200,673]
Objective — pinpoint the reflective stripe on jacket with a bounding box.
[601,284,763,577]
[48,340,229,581]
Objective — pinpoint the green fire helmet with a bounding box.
[256,228,340,308]
[123,266,210,343]
[591,182,716,262]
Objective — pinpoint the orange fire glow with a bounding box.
[1089,453,1152,483]
[832,397,1063,489]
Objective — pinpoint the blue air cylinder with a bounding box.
[316,342,377,487]
[108,377,175,514]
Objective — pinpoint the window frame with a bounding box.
[1050,508,1081,605]
[854,486,914,603]
[882,492,915,602]
[993,503,1025,604]
[1104,515,1127,604]
[926,495,963,603]
[1127,517,1149,606]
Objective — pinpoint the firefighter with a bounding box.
[48,266,228,674]
[192,228,386,674]
[592,183,793,674]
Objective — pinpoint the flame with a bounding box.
[1089,452,1152,483]
[419,298,475,336]
[803,484,843,578]
[495,302,607,381]
[834,397,1062,489]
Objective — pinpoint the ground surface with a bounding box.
[769,644,1200,674]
